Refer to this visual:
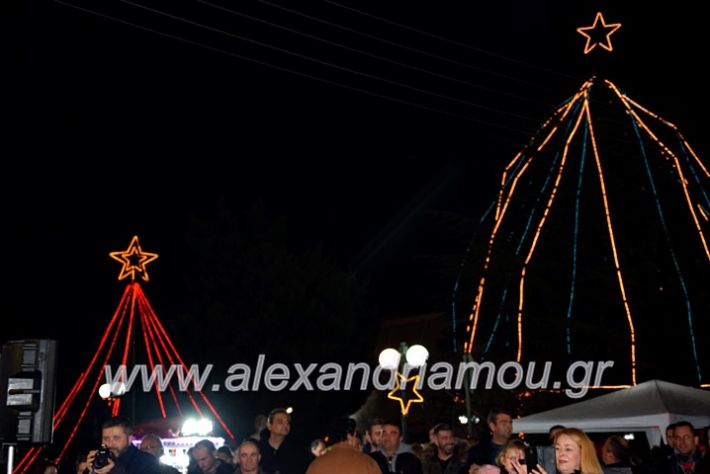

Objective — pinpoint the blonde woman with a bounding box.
[524,428,603,474]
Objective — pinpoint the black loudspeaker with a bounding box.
[0,339,57,444]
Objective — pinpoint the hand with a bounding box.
[86,450,97,474]
[530,464,548,474]
[85,450,115,474]
[469,464,481,474]
[94,458,115,474]
[511,458,529,474]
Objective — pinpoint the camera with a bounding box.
[92,445,115,470]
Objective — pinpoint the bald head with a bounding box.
[140,434,164,458]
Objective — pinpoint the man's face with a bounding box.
[489,414,513,442]
[369,424,384,446]
[435,430,456,456]
[267,413,291,437]
[673,426,695,455]
[666,428,676,448]
[237,444,261,474]
[102,426,131,458]
[140,437,163,458]
[380,424,401,454]
[193,446,216,472]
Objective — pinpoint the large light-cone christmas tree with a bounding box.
[458,13,708,389]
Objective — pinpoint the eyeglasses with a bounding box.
[675,435,693,442]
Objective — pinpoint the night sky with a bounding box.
[5,0,709,447]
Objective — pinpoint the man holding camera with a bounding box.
[86,416,160,474]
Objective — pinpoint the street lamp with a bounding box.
[98,382,127,408]
[378,342,428,441]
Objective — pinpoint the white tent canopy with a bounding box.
[513,379,710,447]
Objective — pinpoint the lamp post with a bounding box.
[378,342,428,441]
[99,382,127,410]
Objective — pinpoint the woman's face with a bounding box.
[502,447,525,472]
[555,434,581,474]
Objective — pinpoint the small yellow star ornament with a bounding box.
[387,372,425,415]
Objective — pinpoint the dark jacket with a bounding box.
[421,452,466,474]
[370,451,423,474]
[662,452,705,474]
[113,445,161,474]
[465,439,504,470]
[258,437,308,474]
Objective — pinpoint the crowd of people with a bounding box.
[60,410,708,474]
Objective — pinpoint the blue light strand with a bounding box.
[453,93,580,354]
[481,99,582,359]
[629,117,703,383]
[565,121,588,358]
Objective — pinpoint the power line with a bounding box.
[260,0,562,93]
[120,0,542,123]
[199,0,556,109]
[324,0,580,81]
[52,0,536,135]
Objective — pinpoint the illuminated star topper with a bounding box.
[109,235,158,282]
[577,12,622,54]
[387,372,424,416]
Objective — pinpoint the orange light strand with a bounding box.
[585,94,637,385]
[465,84,589,353]
[606,82,710,262]
[515,101,587,362]
[606,80,709,178]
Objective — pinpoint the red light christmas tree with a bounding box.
[14,236,233,474]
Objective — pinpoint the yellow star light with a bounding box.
[109,236,158,281]
[387,372,424,416]
[577,12,622,54]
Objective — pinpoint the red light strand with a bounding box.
[55,299,130,463]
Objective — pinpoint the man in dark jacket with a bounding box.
[87,416,160,474]
[369,419,423,474]
[258,407,309,474]
[465,409,512,474]
[663,422,705,474]
[422,423,465,474]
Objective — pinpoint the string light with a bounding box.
[464,84,589,354]
[464,78,708,387]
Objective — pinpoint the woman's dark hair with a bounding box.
[605,435,630,463]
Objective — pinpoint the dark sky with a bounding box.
[5,0,708,438]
